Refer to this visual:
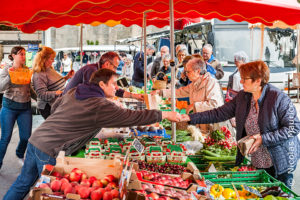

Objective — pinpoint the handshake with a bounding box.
[162,111,191,122]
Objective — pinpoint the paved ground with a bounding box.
[1,104,300,199]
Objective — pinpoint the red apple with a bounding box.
[60,178,69,185]
[50,180,61,192]
[71,168,83,174]
[51,171,62,178]
[89,176,97,184]
[78,186,91,198]
[70,181,79,187]
[63,183,73,195]
[103,191,113,200]
[100,178,109,187]
[106,182,117,190]
[91,189,104,200]
[81,173,88,181]
[148,192,159,200]
[80,179,91,187]
[105,175,116,182]
[69,172,81,182]
[64,173,70,180]
[92,180,103,188]
[61,182,70,192]
[111,189,119,198]
[45,164,54,172]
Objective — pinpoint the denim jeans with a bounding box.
[4,143,56,200]
[132,80,144,88]
[277,168,295,189]
[0,107,32,168]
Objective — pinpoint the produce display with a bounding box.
[40,167,119,200]
[138,170,193,188]
[134,160,191,175]
[138,182,191,200]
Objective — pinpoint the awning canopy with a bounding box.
[1,0,299,33]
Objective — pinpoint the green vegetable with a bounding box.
[203,155,236,161]
[211,130,225,141]
[202,150,220,157]
[263,195,278,200]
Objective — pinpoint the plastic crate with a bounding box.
[201,170,280,186]
[227,182,300,199]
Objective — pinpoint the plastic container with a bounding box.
[201,170,280,186]
[9,67,32,85]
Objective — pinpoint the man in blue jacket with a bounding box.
[63,51,143,100]
[132,45,155,88]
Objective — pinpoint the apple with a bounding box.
[147,192,159,200]
[111,189,119,198]
[71,168,83,174]
[78,186,91,198]
[103,191,113,200]
[63,183,73,195]
[45,164,54,172]
[81,173,88,181]
[69,172,81,182]
[39,183,50,189]
[92,180,103,188]
[89,176,97,184]
[61,182,70,192]
[91,189,104,200]
[100,178,109,187]
[50,180,61,192]
[51,171,62,178]
[105,175,116,182]
[106,182,117,189]
[70,181,79,187]
[60,178,69,185]
[64,173,70,180]
[80,179,91,187]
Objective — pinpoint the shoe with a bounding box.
[18,158,24,166]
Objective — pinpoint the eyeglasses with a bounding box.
[108,61,118,70]
[241,77,252,82]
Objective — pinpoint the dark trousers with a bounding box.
[39,103,51,119]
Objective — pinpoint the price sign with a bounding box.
[242,185,262,198]
[132,138,144,153]
[205,179,215,189]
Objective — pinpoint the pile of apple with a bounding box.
[39,168,119,200]
[140,171,192,188]
[138,183,191,200]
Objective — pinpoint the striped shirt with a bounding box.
[32,67,66,109]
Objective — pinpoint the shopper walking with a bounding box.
[0,46,33,169]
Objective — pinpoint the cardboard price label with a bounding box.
[132,138,144,153]
[242,185,262,198]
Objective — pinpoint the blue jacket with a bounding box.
[63,63,124,97]
[132,52,147,83]
[189,83,300,175]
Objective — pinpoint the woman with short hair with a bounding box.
[181,60,300,188]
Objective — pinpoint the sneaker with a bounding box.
[18,158,25,166]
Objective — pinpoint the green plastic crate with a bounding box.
[201,170,279,186]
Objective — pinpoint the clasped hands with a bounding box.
[162,112,191,123]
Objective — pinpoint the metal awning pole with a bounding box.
[80,24,83,67]
[143,12,147,94]
[169,0,176,142]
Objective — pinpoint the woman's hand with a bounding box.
[180,114,191,122]
[131,93,144,101]
[66,70,74,79]
[163,76,168,81]
[248,134,263,155]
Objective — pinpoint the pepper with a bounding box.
[210,184,224,198]
[222,188,236,199]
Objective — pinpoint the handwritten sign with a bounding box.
[242,184,262,198]
[132,138,144,153]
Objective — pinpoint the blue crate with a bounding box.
[132,128,170,138]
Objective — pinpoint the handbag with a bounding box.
[237,135,255,156]
[152,71,167,90]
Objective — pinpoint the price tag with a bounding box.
[205,180,215,189]
[242,184,262,198]
[132,138,144,153]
